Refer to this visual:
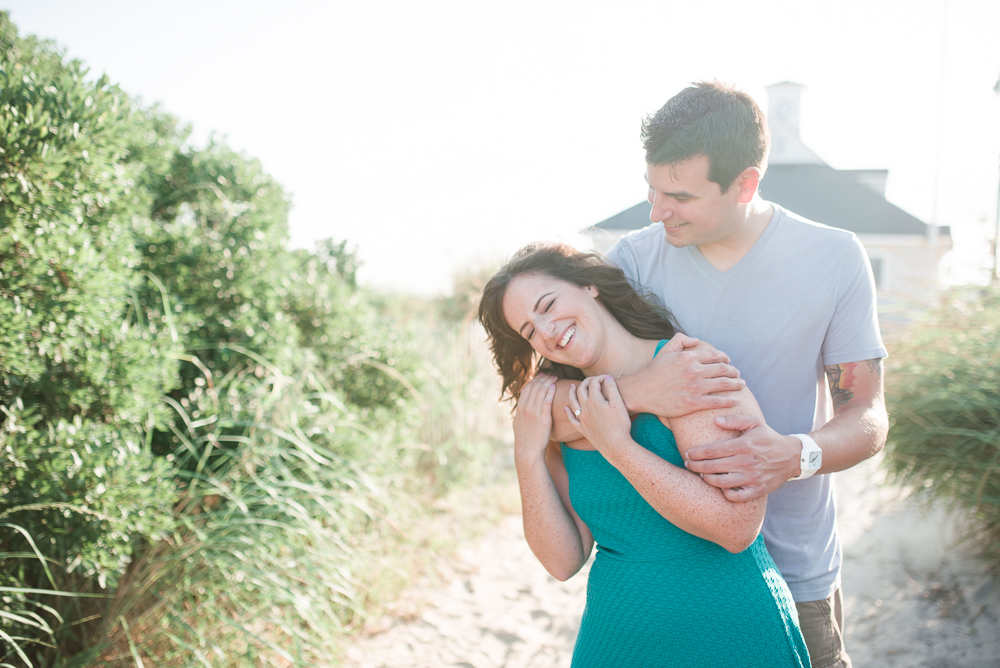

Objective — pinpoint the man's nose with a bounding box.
[649,193,673,223]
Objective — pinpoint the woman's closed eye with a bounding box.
[524,298,555,340]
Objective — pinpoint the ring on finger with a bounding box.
[573,408,582,417]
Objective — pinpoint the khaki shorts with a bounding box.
[795,588,852,668]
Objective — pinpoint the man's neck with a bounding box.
[698,198,774,272]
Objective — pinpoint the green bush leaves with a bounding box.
[0,13,421,665]
[884,287,1000,559]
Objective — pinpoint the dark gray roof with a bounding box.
[759,165,938,235]
[592,164,947,236]
[593,200,654,230]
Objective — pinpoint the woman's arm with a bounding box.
[514,374,594,580]
[566,376,765,554]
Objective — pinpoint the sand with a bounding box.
[345,454,1000,667]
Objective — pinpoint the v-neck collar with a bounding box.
[684,205,782,283]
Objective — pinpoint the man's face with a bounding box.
[645,155,744,249]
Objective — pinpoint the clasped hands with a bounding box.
[564,376,632,455]
[559,374,799,502]
[513,333,802,502]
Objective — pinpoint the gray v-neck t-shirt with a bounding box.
[605,204,887,602]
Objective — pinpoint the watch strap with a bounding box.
[789,433,822,481]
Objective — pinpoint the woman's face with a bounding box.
[502,272,609,371]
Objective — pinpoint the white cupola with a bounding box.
[765,81,825,165]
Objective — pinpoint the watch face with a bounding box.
[808,452,821,468]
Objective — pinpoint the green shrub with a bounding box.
[131,139,420,449]
[0,9,517,663]
[71,352,406,667]
[0,18,183,661]
[1,13,423,665]
[883,286,1000,557]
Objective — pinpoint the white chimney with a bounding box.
[765,81,825,165]
[765,81,805,138]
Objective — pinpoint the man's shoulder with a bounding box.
[604,222,671,282]
[607,222,666,262]
[615,221,665,246]
[773,204,858,245]
[771,204,864,256]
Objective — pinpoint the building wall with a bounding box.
[858,234,951,327]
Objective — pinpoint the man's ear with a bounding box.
[734,167,761,204]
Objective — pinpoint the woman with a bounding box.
[478,243,809,668]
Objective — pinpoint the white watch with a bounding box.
[789,433,822,481]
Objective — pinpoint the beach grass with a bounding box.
[883,286,1000,562]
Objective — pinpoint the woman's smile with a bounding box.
[557,326,576,349]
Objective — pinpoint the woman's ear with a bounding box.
[586,285,599,298]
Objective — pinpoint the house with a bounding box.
[585,82,951,312]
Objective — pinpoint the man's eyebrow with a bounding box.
[518,291,553,336]
[643,173,696,198]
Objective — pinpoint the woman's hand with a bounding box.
[513,373,557,459]
[565,376,632,452]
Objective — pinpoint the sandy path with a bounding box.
[345,455,1000,667]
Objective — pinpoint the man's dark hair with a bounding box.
[641,81,770,193]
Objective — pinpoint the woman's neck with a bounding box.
[581,324,660,379]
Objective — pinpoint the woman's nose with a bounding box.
[536,315,558,340]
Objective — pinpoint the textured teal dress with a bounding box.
[561,346,810,667]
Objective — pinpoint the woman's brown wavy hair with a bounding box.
[478,243,679,403]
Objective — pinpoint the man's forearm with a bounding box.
[810,400,889,475]
[548,336,743,443]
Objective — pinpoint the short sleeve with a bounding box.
[605,238,641,289]
[821,235,888,366]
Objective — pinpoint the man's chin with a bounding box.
[662,231,692,248]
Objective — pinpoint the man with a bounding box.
[550,81,888,668]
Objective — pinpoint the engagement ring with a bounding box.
[574,408,582,417]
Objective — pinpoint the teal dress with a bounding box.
[561,345,809,667]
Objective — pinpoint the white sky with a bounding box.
[5,0,1000,294]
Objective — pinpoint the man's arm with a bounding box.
[548,333,746,443]
[682,357,888,502]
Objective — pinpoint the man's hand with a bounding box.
[623,333,746,418]
[682,415,801,502]
[682,357,889,503]
[548,333,746,444]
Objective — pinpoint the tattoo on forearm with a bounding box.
[824,363,856,409]
[824,358,882,410]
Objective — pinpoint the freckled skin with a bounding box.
[513,357,768,581]
[513,374,593,581]
[506,276,771,577]
[560,361,768,556]
[660,388,767,547]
